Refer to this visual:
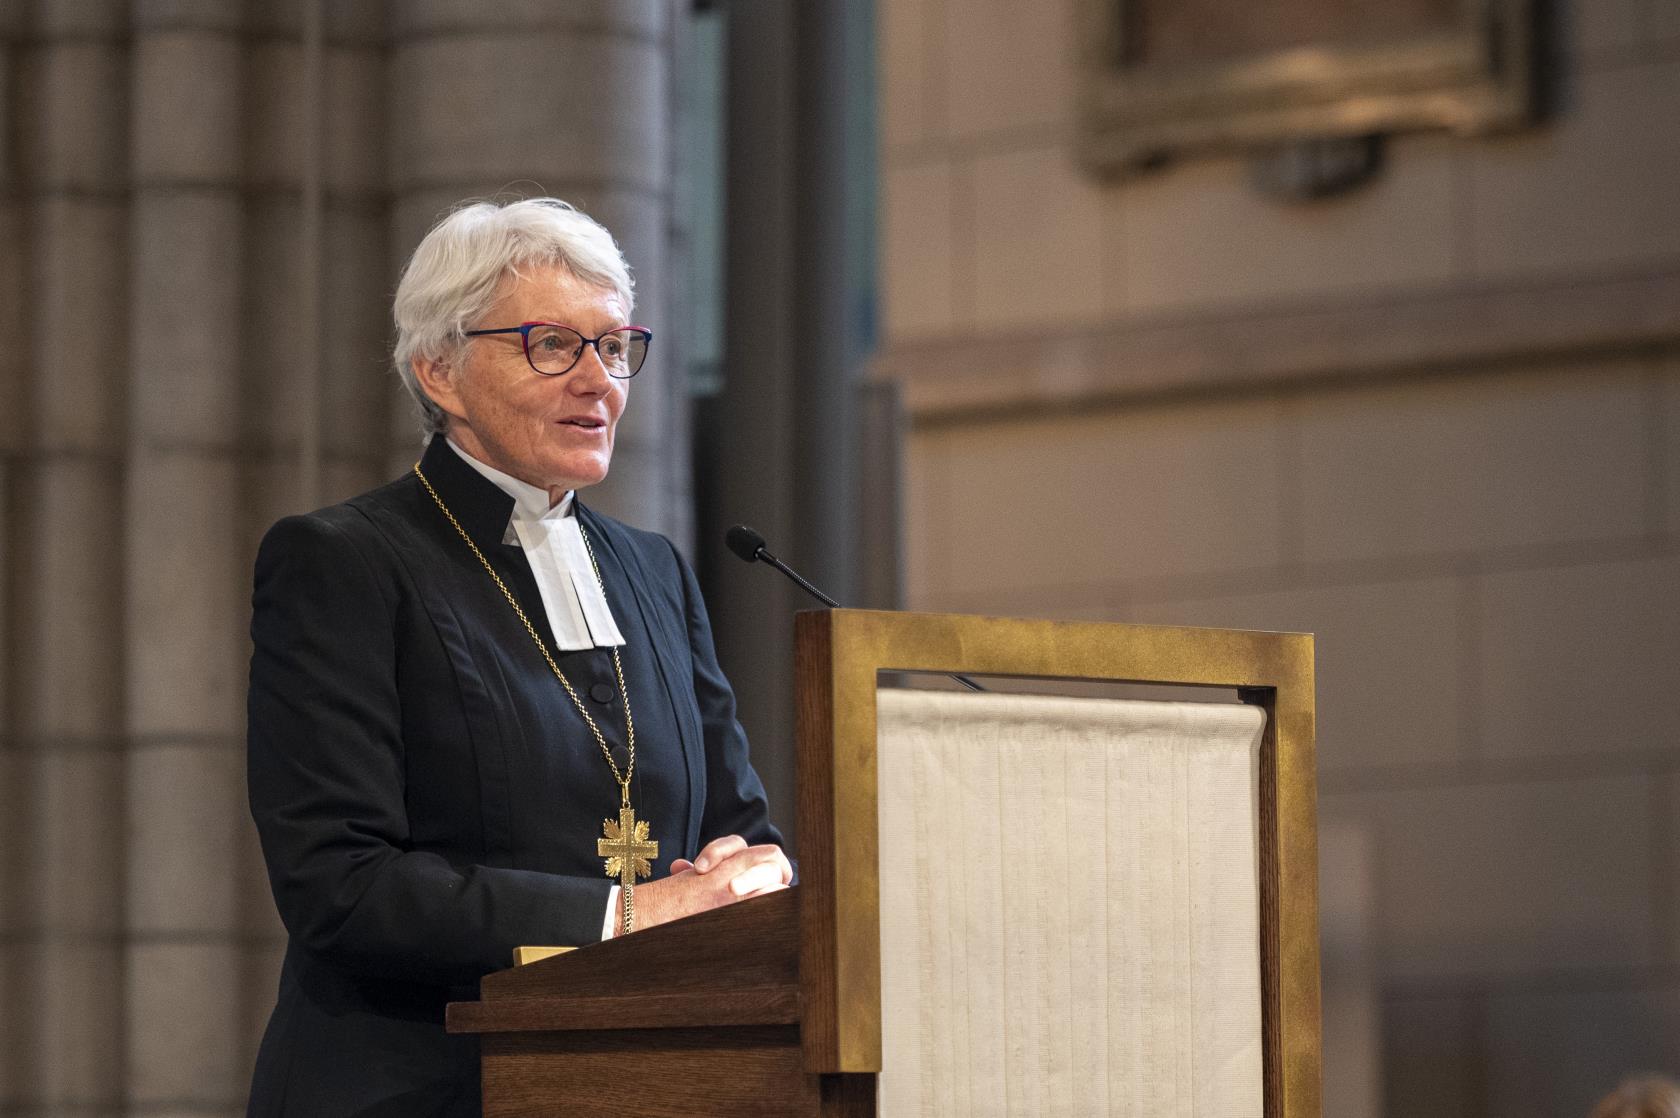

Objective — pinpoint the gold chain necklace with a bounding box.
[414,463,658,934]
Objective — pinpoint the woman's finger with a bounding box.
[693,834,748,873]
[727,861,784,897]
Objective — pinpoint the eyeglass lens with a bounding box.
[527,325,648,377]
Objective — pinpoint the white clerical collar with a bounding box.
[442,436,624,650]
[445,436,575,524]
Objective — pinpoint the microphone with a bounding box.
[725,525,840,607]
[725,525,983,692]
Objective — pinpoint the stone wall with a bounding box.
[880,2,1680,1115]
[0,1,685,1113]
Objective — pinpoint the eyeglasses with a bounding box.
[463,322,653,379]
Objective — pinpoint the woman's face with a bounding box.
[426,264,631,496]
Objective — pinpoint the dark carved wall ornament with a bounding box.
[1075,0,1537,179]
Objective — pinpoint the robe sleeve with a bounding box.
[247,512,613,985]
[669,538,787,855]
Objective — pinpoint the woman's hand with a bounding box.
[624,835,792,934]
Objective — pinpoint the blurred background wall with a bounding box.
[0,0,1674,1116]
[877,2,1680,1117]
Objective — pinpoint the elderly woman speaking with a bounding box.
[245,198,790,1116]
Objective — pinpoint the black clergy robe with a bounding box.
[245,435,782,1117]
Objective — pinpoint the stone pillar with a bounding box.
[237,0,392,1079]
[123,0,252,1109]
[386,0,686,539]
[5,1,131,1111]
[1,4,689,1111]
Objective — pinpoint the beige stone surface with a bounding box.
[902,432,941,608]
[389,0,665,39]
[909,395,1284,596]
[239,453,309,574]
[322,456,389,507]
[1128,574,1467,771]
[125,450,244,737]
[390,188,489,274]
[938,0,1074,140]
[1574,0,1647,59]
[1470,60,1680,278]
[125,941,245,1104]
[32,0,127,35]
[246,41,307,188]
[880,158,959,341]
[127,744,243,933]
[1322,772,1654,979]
[238,811,286,939]
[0,778,12,938]
[245,0,385,42]
[249,44,384,194]
[241,196,305,448]
[15,457,123,738]
[1118,134,1458,316]
[910,581,1121,622]
[11,942,124,1104]
[1296,363,1648,564]
[241,937,287,1074]
[1477,554,1680,758]
[878,0,932,150]
[0,461,8,729]
[1484,984,1680,1117]
[1669,771,1680,968]
[0,942,13,1103]
[971,144,1108,331]
[0,49,8,179]
[388,33,666,193]
[1317,820,1382,1118]
[131,0,244,31]
[0,204,24,456]
[0,43,9,172]
[324,47,385,194]
[1666,359,1680,538]
[33,750,124,934]
[1653,0,1680,42]
[19,41,127,190]
[31,196,127,454]
[132,32,242,183]
[131,190,244,445]
[242,203,391,459]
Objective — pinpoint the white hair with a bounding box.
[392,197,636,433]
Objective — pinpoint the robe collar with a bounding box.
[443,436,577,529]
[415,434,521,553]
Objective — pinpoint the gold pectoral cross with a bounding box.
[598,784,657,934]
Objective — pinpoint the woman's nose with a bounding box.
[567,345,613,394]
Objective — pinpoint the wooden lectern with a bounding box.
[447,609,1321,1117]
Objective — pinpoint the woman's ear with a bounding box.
[412,354,467,425]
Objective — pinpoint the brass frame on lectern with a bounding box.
[795,609,1321,1118]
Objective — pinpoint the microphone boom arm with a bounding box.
[726,525,983,693]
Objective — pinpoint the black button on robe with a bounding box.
[245,436,782,1117]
